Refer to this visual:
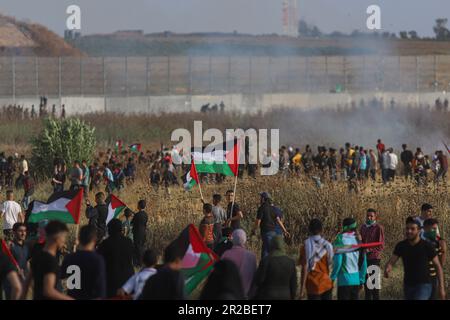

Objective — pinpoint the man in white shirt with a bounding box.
[388,148,399,181]
[1,190,24,240]
[118,249,158,300]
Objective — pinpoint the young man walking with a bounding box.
[384,217,446,300]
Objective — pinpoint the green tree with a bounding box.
[31,118,96,177]
[433,18,450,40]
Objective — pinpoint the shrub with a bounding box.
[31,118,96,176]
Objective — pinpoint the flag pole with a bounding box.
[230,137,241,218]
[73,224,79,253]
[197,177,204,202]
[230,173,238,214]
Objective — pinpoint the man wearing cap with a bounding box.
[252,192,279,259]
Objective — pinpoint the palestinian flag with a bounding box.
[106,194,127,225]
[171,224,218,295]
[115,140,123,152]
[129,143,142,153]
[334,241,384,254]
[27,189,83,224]
[191,139,239,177]
[183,159,199,191]
[1,239,19,269]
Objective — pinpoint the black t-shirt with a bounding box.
[226,202,241,230]
[0,252,16,299]
[393,239,437,286]
[61,250,107,300]
[30,250,60,300]
[139,266,185,300]
[256,202,277,234]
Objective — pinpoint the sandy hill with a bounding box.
[0,14,83,56]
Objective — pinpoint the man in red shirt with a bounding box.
[360,208,385,300]
[376,139,385,154]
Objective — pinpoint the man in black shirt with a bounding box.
[132,200,148,267]
[85,192,108,242]
[98,219,134,298]
[225,190,243,231]
[385,216,445,300]
[29,220,73,300]
[400,144,414,180]
[139,241,185,300]
[61,225,106,299]
[252,192,277,259]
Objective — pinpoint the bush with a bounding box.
[31,118,96,177]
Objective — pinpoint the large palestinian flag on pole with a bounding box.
[183,159,199,191]
[171,224,218,295]
[191,139,239,177]
[106,194,127,225]
[27,189,83,224]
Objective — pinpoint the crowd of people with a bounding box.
[0,185,447,301]
[1,97,66,121]
[0,135,449,301]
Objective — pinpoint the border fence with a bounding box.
[0,55,449,100]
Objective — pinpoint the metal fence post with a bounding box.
[125,56,129,97]
[35,56,39,99]
[343,56,347,92]
[188,56,192,95]
[167,56,171,94]
[209,55,212,94]
[398,56,402,92]
[146,56,150,96]
[415,56,419,92]
[434,55,438,92]
[12,56,15,104]
[103,57,107,112]
[227,56,231,95]
[268,56,273,94]
[80,56,83,96]
[287,56,291,93]
[147,57,151,112]
[306,56,310,92]
[58,57,62,103]
[249,55,252,95]
[325,56,329,92]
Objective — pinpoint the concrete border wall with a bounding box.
[0,92,447,115]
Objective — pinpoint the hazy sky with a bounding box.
[0,0,447,37]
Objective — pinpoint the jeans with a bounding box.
[381,168,388,183]
[337,285,359,300]
[308,289,332,300]
[261,231,277,260]
[404,283,432,300]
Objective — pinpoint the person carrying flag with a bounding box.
[331,218,367,300]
